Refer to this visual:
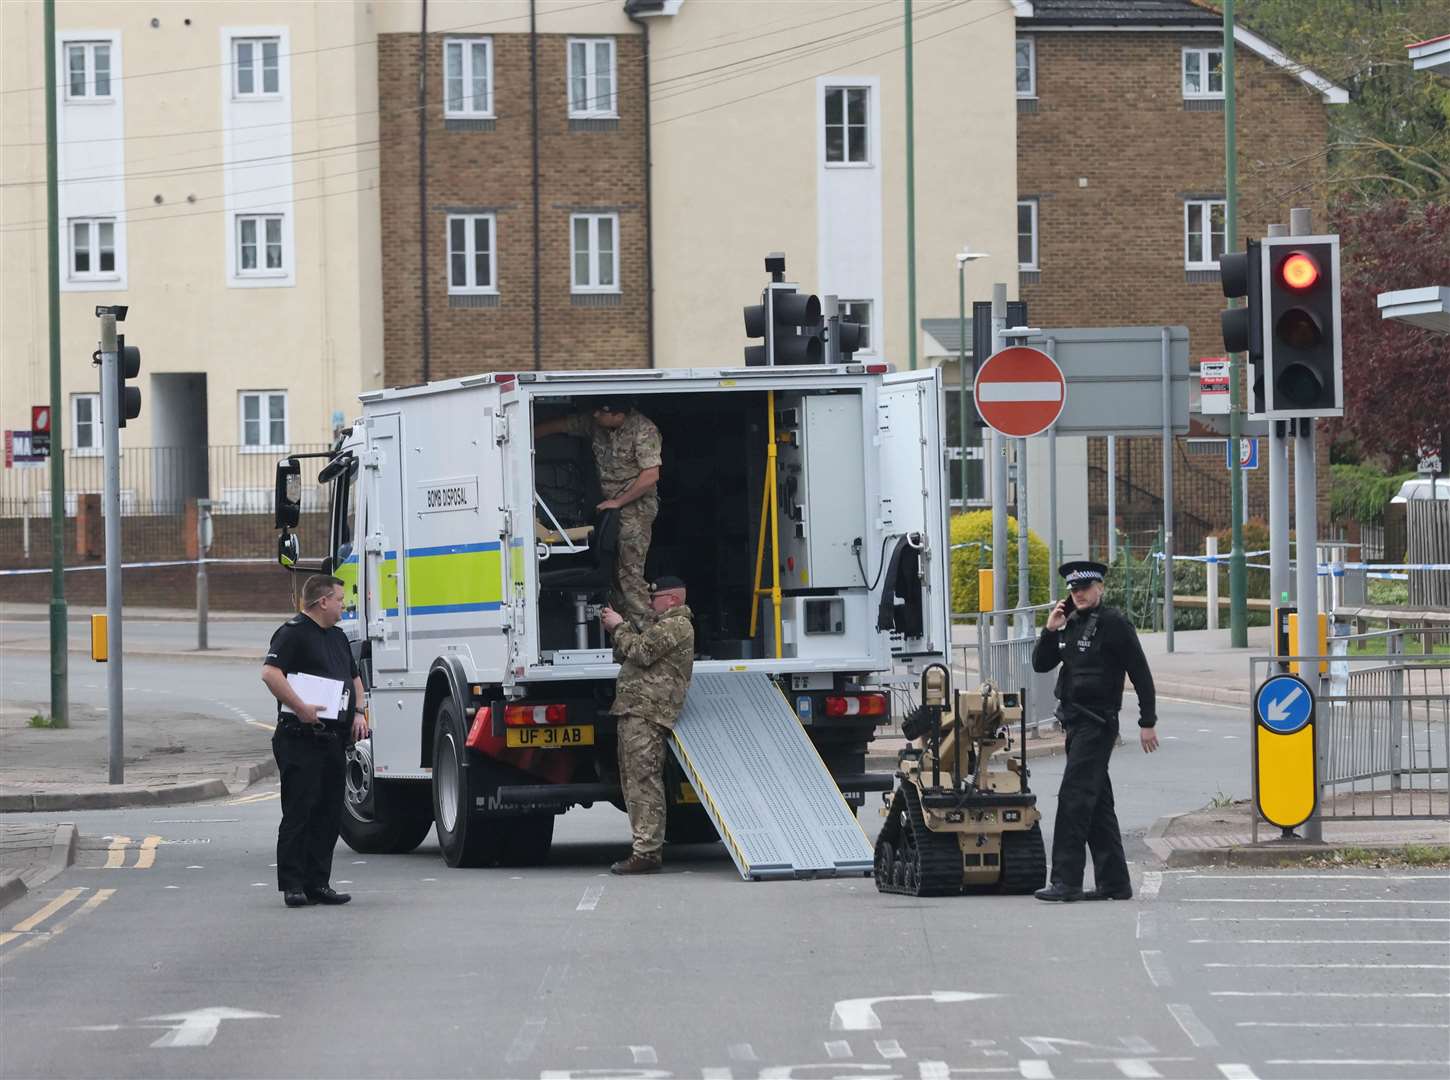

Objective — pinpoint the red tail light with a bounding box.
[504,703,569,726]
[465,707,492,751]
[823,693,888,718]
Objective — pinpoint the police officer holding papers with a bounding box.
[1031,561,1159,903]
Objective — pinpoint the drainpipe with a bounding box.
[530,0,542,371]
[418,0,431,382]
[626,1,658,368]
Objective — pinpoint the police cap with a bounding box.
[1059,560,1108,588]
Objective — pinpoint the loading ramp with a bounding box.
[670,672,876,881]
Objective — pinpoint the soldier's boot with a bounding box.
[610,852,662,875]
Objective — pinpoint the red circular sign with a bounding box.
[973,346,1066,438]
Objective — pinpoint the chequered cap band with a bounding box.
[1065,570,1103,585]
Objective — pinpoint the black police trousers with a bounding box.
[272,727,345,894]
[1049,713,1130,892]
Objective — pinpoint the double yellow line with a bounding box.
[104,835,161,870]
[0,887,116,964]
[227,790,280,807]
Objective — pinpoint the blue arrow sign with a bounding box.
[1255,673,1315,735]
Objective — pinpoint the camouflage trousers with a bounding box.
[612,499,657,623]
[616,712,668,857]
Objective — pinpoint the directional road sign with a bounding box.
[973,345,1066,438]
[1253,672,1317,830]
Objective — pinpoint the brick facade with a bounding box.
[1018,29,1335,555]
[378,31,649,385]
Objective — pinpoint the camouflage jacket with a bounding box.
[564,409,663,503]
[609,605,695,727]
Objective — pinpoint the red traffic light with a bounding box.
[1280,252,1320,290]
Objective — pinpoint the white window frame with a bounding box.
[239,391,288,452]
[232,36,281,99]
[446,213,499,295]
[567,37,617,118]
[570,213,620,294]
[443,37,494,118]
[1184,199,1227,270]
[1182,47,1225,99]
[67,217,120,281]
[839,299,875,355]
[234,213,286,277]
[1017,199,1039,271]
[823,85,871,168]
[1016,36,1036,98]
[72,393,101,456]
[64,41,114,101]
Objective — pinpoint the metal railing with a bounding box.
[1249,626,1449,829]
[973,602,1057,734]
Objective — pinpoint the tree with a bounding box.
[1330,199,1449,468]
[1235,0,1450,206]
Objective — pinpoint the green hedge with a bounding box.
[948,510,1050,614]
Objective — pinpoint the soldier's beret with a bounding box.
[651,575,687,593]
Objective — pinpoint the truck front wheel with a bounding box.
[432,699,503,867]
[340,741,434,854]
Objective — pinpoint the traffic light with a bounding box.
[743,295,769,366]
[1220,239,1264,415]
[834,317,863,363]
[115,333,141,427]
[772,288,823,365]
[1262,235,1341,418]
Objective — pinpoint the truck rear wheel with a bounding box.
[432,699,504,868]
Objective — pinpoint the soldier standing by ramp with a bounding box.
[537,399,663,622]
[601,576,695,875]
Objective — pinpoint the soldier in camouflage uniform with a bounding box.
[601,576,695,875]
[537,399,663,623]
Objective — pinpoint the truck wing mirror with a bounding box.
[274,457,302,529]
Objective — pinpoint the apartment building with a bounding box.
[0,0,382,516]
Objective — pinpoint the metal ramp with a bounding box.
[670,672,875,881]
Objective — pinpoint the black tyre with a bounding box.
[340,740,435,854]
[432,699,504,868]
[999,822,1048,894]
[500,814,556,867]
[665,803,720,845]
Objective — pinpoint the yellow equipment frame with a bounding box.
[748,390,784,658]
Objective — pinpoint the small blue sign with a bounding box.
[1255,673,1315,735]
[1226,437,1259,470]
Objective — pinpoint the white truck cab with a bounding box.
[274,363,952,868]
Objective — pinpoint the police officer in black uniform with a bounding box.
[261,574,370,908]
[1031,561,1159,902]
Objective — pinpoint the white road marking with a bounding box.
[1264,1061,1450,1068]
[728,1043,757,1062]
[185,865,203,870]
[1077,1059,1194,1078]
[1167,1003,1219,1048]
[1136,911,1157,941]
[629,1045,658,1064]
[143,1007,277,1049]
[701,1070,734,1080]
[1139,950,1173,988]
[1184,898,1450,904]
[874,1040,905,1060]
[336,880,352,885]
[577,885,605,912]
[1193,939,1448,945]
[421,877,437,883]
[1180,873,1450,881]
[1213,991,1448,998]
[1019,1063,1055,1080]
[1222,735,1239,740]
[1238,1022,1450,1029]
[1206,962,1449,970]
[1140,871,1163,900]
[831,991,999,1031]
[250,882,267,887]
[163,885,180,890]
[824,1041,852,1058]
[1216,1066,1259,1080]
[1191,917,1450,923]
[352,860,366,864]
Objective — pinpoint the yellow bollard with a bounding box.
[1286,612,1328,675]
[977,569,994,613]
[90,614,108,662]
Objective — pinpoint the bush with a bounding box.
[1331,464,1416,525]
[949,510,1051,615]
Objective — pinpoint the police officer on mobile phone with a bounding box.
[1030,561,1159,903]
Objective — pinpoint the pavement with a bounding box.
[2,604,1445,908]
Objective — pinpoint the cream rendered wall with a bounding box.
[646,0,1021,369]
[0,1,382,467]
[375,1,638,37]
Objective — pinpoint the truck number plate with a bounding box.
[505,724,595,749]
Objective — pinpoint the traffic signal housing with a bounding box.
[1262,235,1341,419]
[1220,240,1264,415]
[772,288,823,365]
[115,334,142,427]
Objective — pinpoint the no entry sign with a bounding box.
[973,346,1066,438]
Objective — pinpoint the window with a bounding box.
[444,38,493,117]
[69,218,118,280]
[72,394,101,454]
[840,300,873,353]
[1017,200,1039,270]
[824,86,869,165]
[236,214,284,276]
[568,38,616,117]
[1184,199,1227,270]
[570,213,618,293]
[240,391,287,450]
[1182,47,1225,98]
[64,41,112,100]
[233,37,280,97]
[447,214,497,294]
[1016,36,1036,97]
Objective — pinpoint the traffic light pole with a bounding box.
[990,284,1008,637]
[44,0,69,728]
[1266,223,1293,645]
[100,313,125,784]
[1224,0,1247,648]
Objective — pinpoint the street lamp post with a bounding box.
[956,247,988,513]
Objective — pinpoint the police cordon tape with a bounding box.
[0,557,276,577]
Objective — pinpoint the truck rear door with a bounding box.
[875,370,952,661]
[365,412,409,672]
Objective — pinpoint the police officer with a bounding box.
[261,574,370,908]
[536,399,663,623]
[1031,561,1159,902]
[600,575,695,875]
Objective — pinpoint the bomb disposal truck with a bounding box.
[273,361,953,868]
